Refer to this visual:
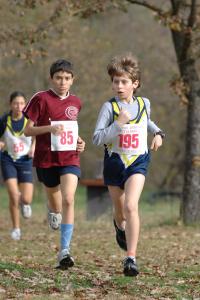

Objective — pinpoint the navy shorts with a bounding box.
[36,165,81,188]
[1,151,33,183]
[103,150,151,189]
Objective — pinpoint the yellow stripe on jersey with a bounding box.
[6,115,27,137]
[109,97,147,167]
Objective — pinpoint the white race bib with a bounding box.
[4,131,32,160]
[51,121,78,151]
[112,123,147,155]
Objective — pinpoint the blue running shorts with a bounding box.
[36,165,81,188]
[103,150,151,189]
[1,151,33,183]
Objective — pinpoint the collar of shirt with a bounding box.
[50,89,70,100]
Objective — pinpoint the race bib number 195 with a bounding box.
[112,123,147,155]
[51,121,78,151]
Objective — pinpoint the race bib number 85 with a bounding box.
[51,121,78,151]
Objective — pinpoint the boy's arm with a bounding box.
[0,140,5,150]
[76,136,85,153]
[144,98,162,134]
[27,136,36,158]
[93,102,122,146]
[150,134,163,151]
[24,119,64,137]
[144,97,164,151]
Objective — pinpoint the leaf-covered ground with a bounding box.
[0,186,199,300]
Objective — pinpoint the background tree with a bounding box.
[79,0,200,224]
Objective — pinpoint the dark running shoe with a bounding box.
[113,219,127,251]
[56,249,74,270]
[123,257,139,277]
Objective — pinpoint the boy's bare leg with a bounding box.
[19,182,33,205]
[108,186,126,229]
[124,173,145,257]
[5,178,20,229]
[60,173,78,224]
[45,185,62,213]
[19,182,33,218]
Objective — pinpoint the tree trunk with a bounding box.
[170,0,200,224]
[182,62,200,224]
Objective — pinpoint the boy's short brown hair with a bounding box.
[107,53,141,87]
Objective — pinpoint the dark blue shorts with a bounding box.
[36,165,81,188]
[103,151,151,189]
[0,151,33,183]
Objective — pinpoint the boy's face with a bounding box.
[50,71,74,97]
[112,74,139,101]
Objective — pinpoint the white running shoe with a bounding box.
[20,203,32,219]
[48,211,62,230]
[57,248,74,269]
[11,228,21,241]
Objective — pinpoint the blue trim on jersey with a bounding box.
[11,117,25,132]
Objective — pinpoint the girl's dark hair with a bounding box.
[9,91,26,103]
[50,59,74,78]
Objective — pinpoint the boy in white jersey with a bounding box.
[93,53,165,276]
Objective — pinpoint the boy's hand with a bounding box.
[51,124,64,136]
[28,145,35,158]
[150,135,163,151]
[28,148,34,158]
[0,141,5,150]
[76,136,85,153]
[117,109,131,126]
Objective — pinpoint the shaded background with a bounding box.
[0,1,186,192]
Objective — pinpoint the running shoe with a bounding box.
[56,248,74,270]
[11,228,21,241]
[20,203,32,219]
[48,211,62,230]
[113,219,127,251]
[123,257,139,276]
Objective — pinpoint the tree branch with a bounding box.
[180,0,197,64]
[187,0,197,28]
[125,0,163,15]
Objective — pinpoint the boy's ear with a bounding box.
[133,80,139,89]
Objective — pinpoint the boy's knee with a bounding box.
[124,202,138,215]
[9,192,20,203]
[62,194,74,206]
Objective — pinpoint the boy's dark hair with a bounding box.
[50,59,74,78]
[107,53,141,87]
[10,91,26,103]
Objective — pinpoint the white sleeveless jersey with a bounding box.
[3,115,32,160]
[108,97,148,167]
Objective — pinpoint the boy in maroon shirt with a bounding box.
[23,59,85,269]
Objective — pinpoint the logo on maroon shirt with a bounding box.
[65,106,78,120]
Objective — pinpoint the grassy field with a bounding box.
[0,185,199,300]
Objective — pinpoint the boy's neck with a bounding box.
[116,96,135,104]
[11,112,23,120]
[51,89,70,100]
